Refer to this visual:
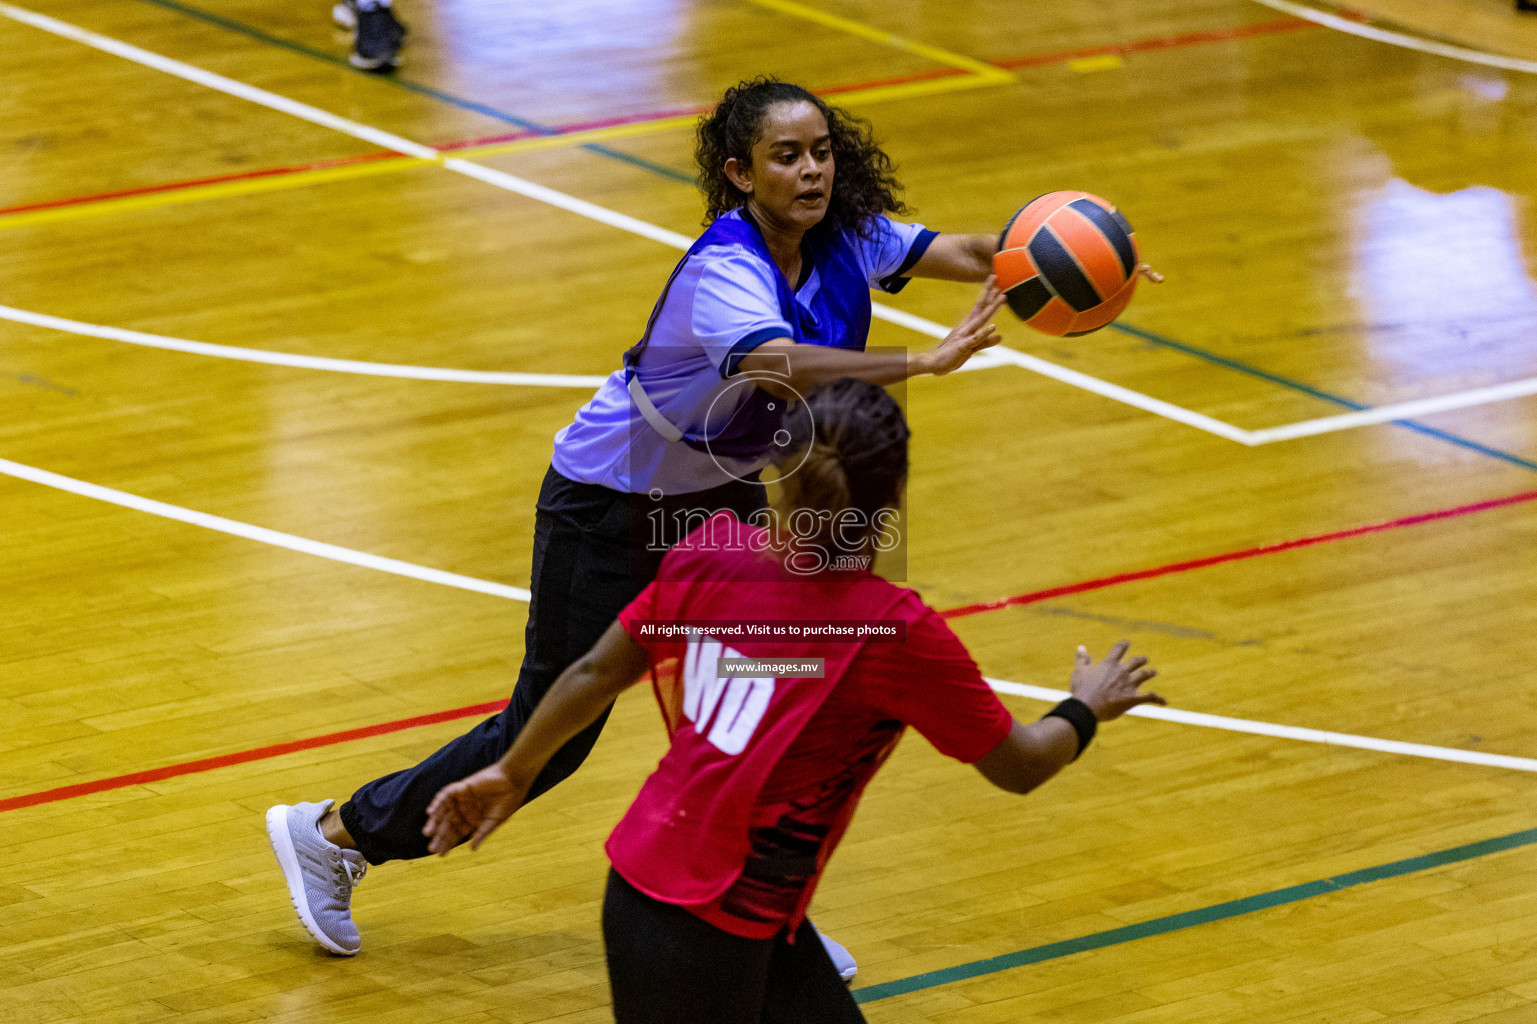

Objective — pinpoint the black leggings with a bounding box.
[603,870,865,1024]
[339,466,767,864]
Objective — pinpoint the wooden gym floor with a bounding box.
[2,0,1536,1021]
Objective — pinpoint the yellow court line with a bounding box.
[740,0,1014,83]
[1068,54,1125,72]
[456,73,1000,162]
[0,72,1011,232]
[820,72,1003,107]
[0,120,710,234]
[0,0,1021,235]
[458,114,703,160]
[0,1,1020,236]
[0,157,433,232]
[0,122,699,233]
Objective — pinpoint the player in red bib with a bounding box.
[422,379,1164,1023]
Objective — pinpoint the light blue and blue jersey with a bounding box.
[552,209,935,495]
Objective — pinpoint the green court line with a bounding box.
[132,0,1536,479]
[1111,321,1537,473]
[89,6,1537,1006]
[130,0,696,185]
[852,823,1537,1003]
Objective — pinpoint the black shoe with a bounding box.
[350,4,406,72]
[1520,0,1537,12]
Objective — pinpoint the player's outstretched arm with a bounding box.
[974,640,1163,795]
[909,232,998,282]
[736,277,1006,395]
[423,621,650,855]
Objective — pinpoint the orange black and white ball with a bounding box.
[994,191,1143,337]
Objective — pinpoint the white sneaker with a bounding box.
[266,799,368,955]
[815,925,858,982]
[331,1,356,30]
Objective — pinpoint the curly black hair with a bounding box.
[695,77,909,236]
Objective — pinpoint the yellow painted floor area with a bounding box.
[1,0,1535,1021]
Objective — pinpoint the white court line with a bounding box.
[4,3,1529,785]
[0,457,531,602]
[0,4,435,159]
[0,304,607,388]
[986,345,1256,444]
[434,155,694,250]
[1252,0,1537,75]
[0,3,694,250]
[0,2,1524,783]
[985,679,1537,773]
[1247,375,1537,444]
[0,2,1251,445]
[7,3,1536,446]
[0,295,1026,388]
[9,296,1535,443]
[0,448,1524,772]
[865,304,1252,442]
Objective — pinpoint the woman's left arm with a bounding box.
[422,620,650,854]
[909,233,997,282]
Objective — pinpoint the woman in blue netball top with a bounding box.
[266,77,1007,960]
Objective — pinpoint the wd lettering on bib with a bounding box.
[682,634,775,755]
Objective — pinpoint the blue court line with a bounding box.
[853,823,1537,1003]
[123,1,1537,478]
[130,0,696,185]
[1110,321,1537,472]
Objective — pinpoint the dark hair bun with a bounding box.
[778,378,909,523]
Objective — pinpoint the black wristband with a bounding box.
[1043,698,1098,760]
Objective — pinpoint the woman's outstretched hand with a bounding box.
[1069,640,1165,721]
[423,764,530,855]
[922,276,1007,376]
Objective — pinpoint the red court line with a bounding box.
[0,700,508,813]
[938,489,1537,619]
[995,17,1318,69]
[821,66,970,93]
[0,16,1318,221]
[0,150,415,217]
[433,106,713,153]
[4,486,1533,815]
[498,104,712,139]
[437,126,569,151]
